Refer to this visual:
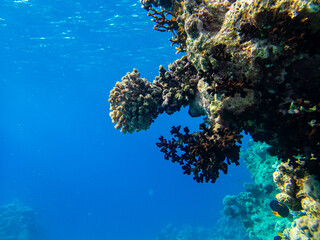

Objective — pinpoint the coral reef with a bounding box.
[109,0,320,184]
[155,216,248,240]
[273,160,320,239]
[181,0,320,168]
[222,140,291,240]
[0,200,43,240]
[222,183,289,240]
[110,0,320,236]
[240,140,279,188]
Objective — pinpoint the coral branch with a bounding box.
[156,123,242,183]
[144,0,187,53]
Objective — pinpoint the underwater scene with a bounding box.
[1,0,320,239]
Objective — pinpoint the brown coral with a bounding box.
[156,123,242,183]
[154,56,199,114]
[147,3,187,53]
[108,69,162,133]
[109,57,200,133]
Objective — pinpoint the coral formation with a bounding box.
[240,140,279,188]
[109,2,320,237]
[222,140,291,240]
[109,0,320,184]
[141,0,173,11]
[109,56,198,133]
[109,69,162,133]
[154,56,199,115]
[109,4,320,235]
[223,183,289,240]
[273,160,320,239]
[108,1,320,237]
[156,216,248,240]
[142,0,186,52]
[0,200,43,240]
[156,123,242,183]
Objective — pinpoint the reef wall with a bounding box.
[0,200,43,240]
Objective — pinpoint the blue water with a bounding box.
[0,0,252,239]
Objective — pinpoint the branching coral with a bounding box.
[156,123,242,183]
[143,0,187,53]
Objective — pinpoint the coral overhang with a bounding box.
[108,1,320,237]
[109,0,320,182]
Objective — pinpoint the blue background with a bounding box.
[0,0,252,239]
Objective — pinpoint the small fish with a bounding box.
[270,200,289,217]
[277,232,284,237]
[274,236,282,240]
